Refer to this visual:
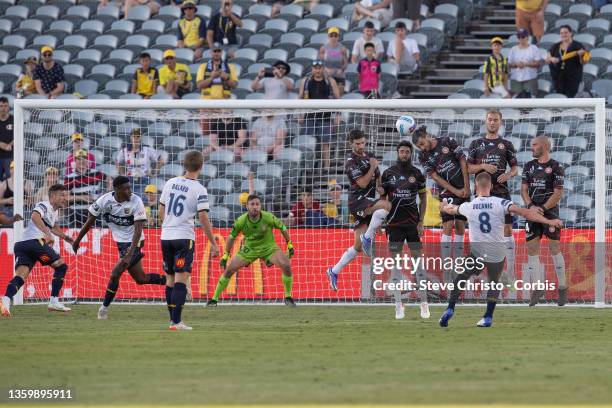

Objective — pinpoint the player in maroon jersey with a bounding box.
[521,135,566,306]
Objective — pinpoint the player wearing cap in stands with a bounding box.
[483,37,510,98]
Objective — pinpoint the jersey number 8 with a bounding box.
[167,193,186,217]
[478,211,491,233]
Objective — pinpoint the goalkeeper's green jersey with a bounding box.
[230,211,286,249]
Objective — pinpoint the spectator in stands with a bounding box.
[251,60,294,99]
[158,49,193,99]
[0,161,34,215]
[394,0,422,30]
[298,60,340,171]
[249,113,287,159]
[65,150,107,227]
[351,21,385,64]
[352,0,393,27]
[508,29,542,98]
[322,181,345,224]
[206,0,242,58]
[34,46,65,99]
[177,1,207,60]
[358,42,382,98]
[203,112,249,160]
[196,45,238,99]
[131,52,158,99]
[545,25,586,98]
[143,184,160,227]
[15,57,38,99]
[34,166,59,203]
[0,97,13,181]
[116,128,164,197]
[483,37,510,98]
[65,133,96,175]
[320,27,348,96]
[124,0,160,19]
[285,188,321,226]
[515,0,545,42]
[387,21,420,74]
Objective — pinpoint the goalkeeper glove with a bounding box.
[286,242,294,258]
[220,252,230,269]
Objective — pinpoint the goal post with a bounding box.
[11,98,611,307]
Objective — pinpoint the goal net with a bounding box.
[9,99,611,307]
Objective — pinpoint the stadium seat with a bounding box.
[196,4,212,20]
[126,5,151,24]
[260,19,290,43]
[94,5,120,29]
[291,18,319,37]
[152,34,177,50]
[574,33,596,50]
[565,165,591,185]
[245,3,272,27]
[158,163,183,179]
[241,178,267,196]
[92,34,119,58]
[76,19,104,41]
[58,34,88,55]
[97,163,119,178]
[290,47,318,67]
[447,122,473,142]
[565,3,593,27]
[3,5,29,25]
[207,178,234,196]
[431,3,459,36]
[106,20,136,44]
[261,49,289,65]
[64,5,90,26]
[232,48,259,68]
[511,122,538,139]
[86,64,116,88]
[417,18,445,52]
[51,122,76,139]
[0,34,26,59]
[0,64,21,89]
[105,49,134,70]
[545,3,562,27]
[123,34,150,55]
[241,149,268,170]
[539,33,561,49]
[582,18,609,44]
[308,3,334,24]
[550,150,573,166]
[34,136,58,151]
[553,17,579,33]
[248,33,274,55]
[224,163,251,187]
[155,5,180,26]
[236,18,258,44]
[32,34,59,51]
[136,19,164,38]
[200,163,217,182]
[97,135,122,151]
[278,3,303,26]
[255,163,283,194]
[0,18,12,36]
[209,206,231,227]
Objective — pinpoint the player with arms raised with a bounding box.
[2,185,71,317]
[439,172,562,327]
[412,126,470,284]
[381,140,430,319]
[160,151,218,330]
[73,176,167,320]
[326,129,391,290]
[208,194,295,306]
[467,109,518,285]
[521,135,566,306]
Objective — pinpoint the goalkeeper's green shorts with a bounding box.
[236,244,280,264]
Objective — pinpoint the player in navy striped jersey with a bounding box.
[381,141,430,320]
[439,173,561,327]
[467,110,519,286]
[412,126,470,285]
[2,184,71,317]
[521,135,566,306]
[326,129,391,291]
[72,176,167,320]
[159,151,218,331]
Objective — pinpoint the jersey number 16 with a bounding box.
[167,193,186,217]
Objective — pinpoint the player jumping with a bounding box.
[381,140,430,319]
[208,194,295,307]
[439,172,562,328]
[521,135,566,306]
[159,151,218,331]
[2,185,72,317]
[412,126,470,286]
[467,109,518,287]
[72,176,167,320]
[326,129,391,290]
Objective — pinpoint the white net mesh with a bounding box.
[12,101,611,305]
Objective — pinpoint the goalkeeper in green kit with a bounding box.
[207,194,296,307]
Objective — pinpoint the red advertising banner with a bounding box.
[0,228,609,302]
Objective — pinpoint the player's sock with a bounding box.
[145,273,166,285]
[505,235,516,279]
[170,282,187,325]
[390,266,402,303]
[281,274,293,298]
[552,253,566,288]
[440,234,452,281]
[448,272,469,310]
[331,247,358,275]
[212,276,230,301]
[364,209,389,240]
[165,286,173,319]
[4,276,24,300]
[484,290,500,318]
[50,264,67,297]
[453,234,464,257]
[527,255,542,282]
[103,281,119,307]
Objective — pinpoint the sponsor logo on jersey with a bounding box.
[176,258,185,268]
[124,207,132,215]
[39,254,50,263]
[549,226,556,233]
[92,203,100,212]
[408,176,416,183]
[498,143,505,150]
[545,167,552,174]
[442,147,449,154]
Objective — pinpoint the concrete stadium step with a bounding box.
[447,53,491,63]
[477,23,517,32]
[471,30,515,38]
[410,91,456,98]
[439,60,483,69]
[412,84,464,94]
[426,69,477,83]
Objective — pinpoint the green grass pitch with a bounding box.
[1,304,612,407]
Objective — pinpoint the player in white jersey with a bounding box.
[438,172,562,328]
[72,176,167,320]
[159,151,218,331]
[2,185,72,317]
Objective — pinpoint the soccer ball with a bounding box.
[396,115,417,136]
